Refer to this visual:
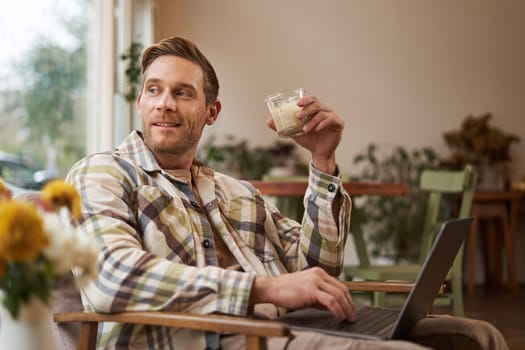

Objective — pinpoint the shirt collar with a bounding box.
[115,130,162,173]
[116,130,215,178]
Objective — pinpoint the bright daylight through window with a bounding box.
[0,0,90,195]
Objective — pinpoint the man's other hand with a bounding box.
[250,267,356,322]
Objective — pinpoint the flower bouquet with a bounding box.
[0,178,99,319]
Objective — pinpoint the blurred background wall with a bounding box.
[154,0,525,282]
[154,0,525,181]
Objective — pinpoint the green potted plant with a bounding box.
[352,143,441,263]
[441,113,520,189]
[198,135,307,180]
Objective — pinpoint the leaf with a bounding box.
[0,257,54,319]
[353,154,364,163]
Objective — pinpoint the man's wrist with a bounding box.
[311,155,337,176]
[249,276,272,306]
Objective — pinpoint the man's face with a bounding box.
[138,55,218,165]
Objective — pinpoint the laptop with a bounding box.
[277,218,473,340]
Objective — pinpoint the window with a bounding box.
[0,0,90,180]
[85,0,154,155]
[0,0,154,187]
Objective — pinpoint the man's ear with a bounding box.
[206,99,222,125]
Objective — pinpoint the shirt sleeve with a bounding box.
[66,155,254,317]
[299,162,352,275]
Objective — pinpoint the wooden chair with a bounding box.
[15,187,420,349]
[52,281,416,350]
[466,191,520,296]
[344,165,477,316]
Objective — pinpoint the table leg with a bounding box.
[467,215,479,296]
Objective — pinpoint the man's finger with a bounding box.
[316,290,347,321]
[319,279,356,322]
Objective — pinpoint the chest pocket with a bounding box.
[219,193,278,263]
[135,185,196,265]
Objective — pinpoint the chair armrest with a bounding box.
[53,282,443,350]
[344,281,445,294]
[344,280,415,292]
[54,310,290,336]
[54,311,290,350]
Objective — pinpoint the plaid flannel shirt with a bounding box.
[66,130,351,349]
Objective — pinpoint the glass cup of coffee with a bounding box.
[265,88,307,138]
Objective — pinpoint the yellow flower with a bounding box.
[0,201,48,262]
[41,180,81,220]
[0,178,12,202]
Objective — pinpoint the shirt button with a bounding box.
[327,183,336,192]
[203,239,212,248]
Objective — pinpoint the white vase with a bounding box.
[0,295,57,350]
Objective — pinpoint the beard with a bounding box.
[142,121,203,157]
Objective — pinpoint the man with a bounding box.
[67,36,507,349]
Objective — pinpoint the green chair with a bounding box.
[344,165,477,316]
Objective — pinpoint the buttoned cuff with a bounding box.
[308,162,342,201]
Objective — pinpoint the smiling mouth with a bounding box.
[154,122,181,127]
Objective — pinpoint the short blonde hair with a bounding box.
[141,36,219,105]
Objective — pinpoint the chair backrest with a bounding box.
[417,165,477,265]
[350,165,477,268]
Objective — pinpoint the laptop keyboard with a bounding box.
[347,305,400,337]
[277,305,400,339]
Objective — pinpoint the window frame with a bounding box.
[87,0,154,154]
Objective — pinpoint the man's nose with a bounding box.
[156,93,176,111]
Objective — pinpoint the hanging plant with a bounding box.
[120,42,143,102]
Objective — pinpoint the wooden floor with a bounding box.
[436,285,525,350]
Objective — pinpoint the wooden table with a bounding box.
[249,180,409,266]
[466,190,523,296]
[249,180,409,223]
[249,181,409,197]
